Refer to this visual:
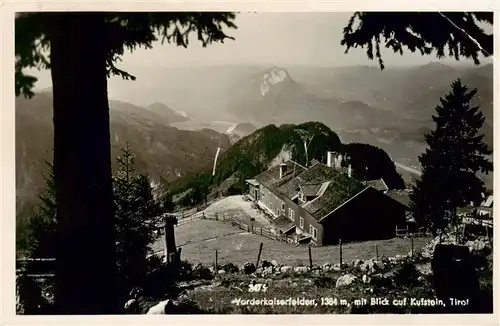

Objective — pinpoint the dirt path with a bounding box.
[199,195,273,228]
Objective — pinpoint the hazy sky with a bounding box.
[31,12,491,89]
[123,12,491,67]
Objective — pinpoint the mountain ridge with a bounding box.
[171,122,406,201]
[145,102,190,124]
[16,92,230,222]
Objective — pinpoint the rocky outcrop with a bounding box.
[359,259,386,274]
[420,233,491,259]
[335,274,357,288]
[146,299,177,314]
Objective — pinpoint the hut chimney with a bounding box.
[326,151,333,168]
[337,154,343,169]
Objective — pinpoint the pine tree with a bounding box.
[409,79,493,235]
[113,142,162,302]
[16,13,236,313]
[156,180,175,214]
[341,12,492,69]
[16,162,57,315]
[342,143,405,189]
[25,161,57,259]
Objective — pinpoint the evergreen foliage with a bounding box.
[15,11,494,313]
[112,142,163,301]
[341,12,493,70]
[15,161,57,259]
[171,122,413,205]
[18,143,165,310]
[171,122,343,203]
[15,12,237,313]
[217,122,341,182]
[16,162,57,315]
[342,143,405,189]
[15,12,238,98]
[409,79,492,235]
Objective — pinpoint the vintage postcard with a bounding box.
[1,1,498,325]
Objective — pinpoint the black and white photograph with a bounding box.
[7,8,496,318]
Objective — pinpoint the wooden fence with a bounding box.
[15,201,216,278]
[162,199,218,228]
[175,213,204,227]
[226,216,293,244]
[396,216,493,239]
[462,216,493,228]
[16,258,56,278]
[395,226,427,238]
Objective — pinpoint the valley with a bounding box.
[13,11,495,317]
[16,62,494,224]
[112,62,493,181]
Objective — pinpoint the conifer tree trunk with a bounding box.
[48,13,118,314]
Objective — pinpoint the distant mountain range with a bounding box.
[16,91,230,222]
[225,122,258,144]
[107,62,492,170]
[18,62,493,221]
[226,66,405,132]
[145,102,190,124]
[109,63,492,131]
[225,63,493,148]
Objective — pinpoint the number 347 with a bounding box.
[248,283,268,292]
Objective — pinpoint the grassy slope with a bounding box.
[152,219,431,267]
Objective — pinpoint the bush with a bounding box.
[314,276,336,288]
[393,261,420,287]
[16,275,53,314]
[261,260,272,268]
[221,262,239,274]
[227,184,243,196]
[192,264,214,280]
[141,261,181,300]
[463,223,489,238]
[243,262,256,274]
[178,260,194,281]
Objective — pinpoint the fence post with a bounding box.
[339,239,343,269]
[256,242,263,269]
[376,244,379,260]
[163,222,168,262]
[163,214,178,263]
[260,228,263,236]
[411,233,414,258]
[308,245,313,269]
[215,249,218,273]
[176,247,182,271]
